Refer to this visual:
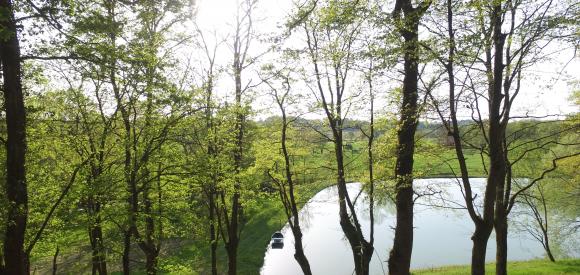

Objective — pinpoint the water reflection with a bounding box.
[271,243,284,249]
[260,178,544,275]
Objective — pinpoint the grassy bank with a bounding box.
[235,180,336,274]
[411,259,580,275]
[169,180,337,274]
[414,148,487,178]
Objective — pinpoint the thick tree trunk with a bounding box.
[145,251,159,275]
[226,241,238,275]
[88,199,107,275]
[471,222,493,275]
[89,225,107,275]
[122,172,138,275]
[489,2,508,274]
[89,223,107,275]
[120,125,134,275]
[143,186,159,275]
[0,0,28,274]
[227,183,240,275]
[388,178,414,275]
[122,231,131,275]
[495,219,508,275]
[226,130,241,275]
[388,17,420,275]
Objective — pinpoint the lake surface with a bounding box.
[261,178,545,275]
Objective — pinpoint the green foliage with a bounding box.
[3,0,578,274]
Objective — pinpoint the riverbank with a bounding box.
[180,180,337,274]
[411,259,580,274]
[233,180,337,274]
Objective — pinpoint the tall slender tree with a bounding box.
[388,0,431,274]
[218,1,259,274]
[263,67,313,275]
[297,1,375,273]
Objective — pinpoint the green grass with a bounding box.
[411,259,580,275]
[415,148,488,178]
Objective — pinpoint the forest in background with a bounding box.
[0,0,578,275]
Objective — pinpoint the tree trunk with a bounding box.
[226,241,238,275]
[545,236,555,262]
[122,230,131,275]
[471,222,493,275]
[277,98,313,275]
[121,128,135,275]
[142,185,159,275]
[88,198,108,275]
[0,250,4,274]
[495,219,508,275]
[388,178,414,275]
[89,223,107,275]
[291,227,312,275]
[209,193,218,275]
[227,185,240,274]
[388,13,420,275]
[205,67,219,275]
[489,2,508,274]
[335,133,373,275]
[226,34,245,275]
[0,0,28,274]
[52,246,59,275]
[227,135,241,275]
[145,250,159,275]
[437,2,497,274]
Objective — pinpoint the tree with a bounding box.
[359,46,377,270]
[295,1,375,273]
[388,1,431,274]
[262,65,312,275]
[425,1,579,274]
[195,27,222,275]
[64,1,192,273]
[49,64,120,275]
[217,1,260,274]
[1,0,29,273]
[520,183,556,261]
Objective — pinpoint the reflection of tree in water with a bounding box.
[298,185,340,231]
[414,179,465,218]
[350,183,395,224]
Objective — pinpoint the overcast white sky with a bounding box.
[193,0,579,121]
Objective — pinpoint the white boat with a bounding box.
[271,231,284,249]
[271,231,284,244]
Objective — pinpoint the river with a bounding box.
[261,178,545,275]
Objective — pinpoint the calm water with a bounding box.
[261,178,545,275]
